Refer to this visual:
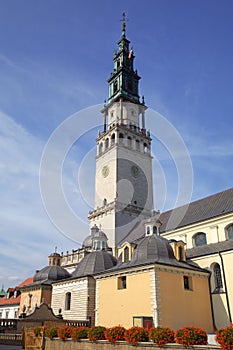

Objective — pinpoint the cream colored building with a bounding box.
[95,219,214,332]
[51,17,233,332]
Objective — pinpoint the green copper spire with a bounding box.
[107,13,142,105]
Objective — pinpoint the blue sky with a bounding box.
[0,0,233,289]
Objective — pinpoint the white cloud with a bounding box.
[0,111,90,289]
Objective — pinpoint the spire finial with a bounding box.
[121,12,127,37]
[55,246,57,253]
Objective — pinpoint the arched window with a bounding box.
[143,143,148,153]
[136,139,140,151]
[226,224,233,240]
[124,246,129,262]
[193,232,207,247]
[103,198,107,206]
[65,292,71,310]
[146,226,150,235]
[99,142,103,154]
[113,80,118,93]
[127,136,132,148]
[111,133,115,145]
[213,263,223,292]
[105,138,109,149]
[119,133,124,144]
[153,226,157,234]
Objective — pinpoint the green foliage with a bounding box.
[124,326,149,345]
[149,327,174,346]
[57,325,72,340]
[33,326,44,337]
[175,326,207,346]
[104,326,126,342]
[88,326,106,341]
[45,327,58,340]
[71,326,88,341]
[216,324,233,350]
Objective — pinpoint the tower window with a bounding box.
[111,133,115,145]
[226,224,233,240]
[65,292,71,310]
[113,80,118,93]
[146,227,150,235]
[153,226,157,234]
[105,138,109,149]
[127,137,132,148]
[119,133,124,144]
[143,143,148,153]
[118,276,127,290]
[213,263,223,292]
[193,232,207,247]
[99,143,103,154]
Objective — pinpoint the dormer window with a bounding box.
[14,290,18,299]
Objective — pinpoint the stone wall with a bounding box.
[43,339,220,350]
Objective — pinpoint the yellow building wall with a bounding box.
[158,269,213,332]
[96,269,153,328]
[96,266,213,333]
[192,254,230,329]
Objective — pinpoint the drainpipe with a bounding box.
[219,252,232,323]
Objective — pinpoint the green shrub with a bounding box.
[175,326,207,346]
[57,325,72,340]
[88,326,106,341]
[104,326,126,342]
[45,327,58,339]
[71,326,88,341]
[125,326,149,345]
[216,324,233,350]
[149,327,174,346]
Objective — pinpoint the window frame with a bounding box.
[65,292,71,311]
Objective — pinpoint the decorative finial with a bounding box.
[142,95,145,105]
[121,12,127,37]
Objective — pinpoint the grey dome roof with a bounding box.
[33,265,70,283]
[93,230,107,240]
[82,235,92,248]
[132,234,176,264]
[72,251,117,278]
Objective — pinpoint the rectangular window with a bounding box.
[183,276,192,290]
[118,276,127,290]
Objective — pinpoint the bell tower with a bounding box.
[88,14,154,251]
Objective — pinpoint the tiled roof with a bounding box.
[159,187,233,233]
[186,239,233,259]
[0,277,33,306]
[120,188,233,245]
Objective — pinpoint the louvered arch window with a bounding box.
[213,263,223,292]
[193,232,207,247]
[226,224,233,240]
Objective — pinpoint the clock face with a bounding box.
[102,165,110,178]
[131,165,139,178]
